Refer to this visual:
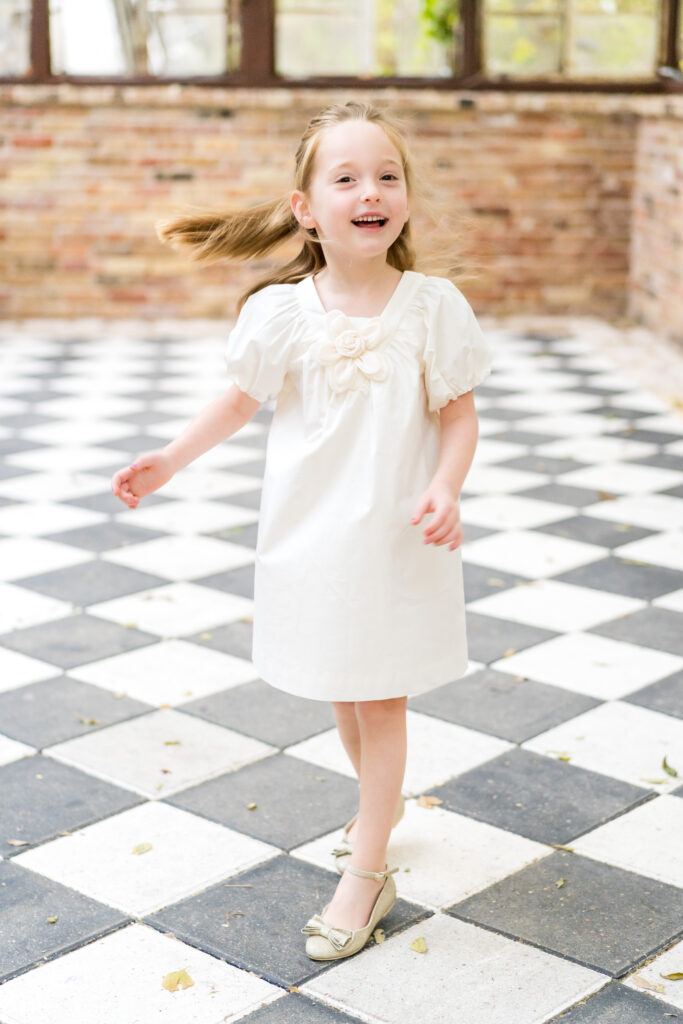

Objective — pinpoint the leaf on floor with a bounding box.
[410,936,428,953]
[77,716,100,725]
[417,795,442,809]
[164,740,181,745]
[597,491,617,501]
[486,577,506,587]
[632,976,665,994]
[132,842,153,855]
[556,878,566,888]
[162,969,194,992]
[660,972,683,980]
[7,839,29,847]
[46,916,58,924]
[373,927,386,943]
[662,756,678,777]
[247,802,258,810]
[501,648,517,658]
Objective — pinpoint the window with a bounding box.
[1,0,681,87]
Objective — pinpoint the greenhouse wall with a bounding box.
[0,85,680,341]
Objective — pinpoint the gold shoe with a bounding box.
[331,793,405,875]
[301,862,399,961]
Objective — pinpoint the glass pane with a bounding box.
[572,10,658,75]
[276,0,458,78]
[485,15,562,73]
[49,0,239,77]
[487,0,560,13]
[0,0,32,76]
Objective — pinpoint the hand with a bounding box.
[411,480,463,551]
[111,449,175,509]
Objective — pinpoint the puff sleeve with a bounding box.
[225,286,297,404]
[421,278,493,413]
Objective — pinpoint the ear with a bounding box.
[290,190,315,229]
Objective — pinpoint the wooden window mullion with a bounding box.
[239,0,277,85]
[30,0,51,80]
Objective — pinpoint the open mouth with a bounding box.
[352,216,387,230]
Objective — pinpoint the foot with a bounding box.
[321,864,385,932]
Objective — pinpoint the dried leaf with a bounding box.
[556,877,566,888]
[416,795,442,809]
[547,750,571,761]
[240,614,254,623]
[163,740,181,746]
[614,523,633,532]
[550,844,575,853]
[162,969,194,992]
[640,777,668,784]
[77,716,100,726]
[7,839,29,847]
[132,842,153,855]
[486,577,506,587]
[632,976,665,994]
[597,491,617,501]
[660,972,683,980]
[501,648,516,658]
[373,927,386,943]
[662,756,679,778]
[46,916,58,924]
[247,802,258,810]
[410,936,428,953]
[121,622,139,628]
[200,632,213,641]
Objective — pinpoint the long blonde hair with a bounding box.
[156,101,420,312]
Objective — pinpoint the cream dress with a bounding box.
[224,270,492,702]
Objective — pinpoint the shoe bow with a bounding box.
[330,843,351,857]
[300,913,353,950]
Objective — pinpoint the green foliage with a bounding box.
[420,0,459,43]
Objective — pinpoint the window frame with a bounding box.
[3,0,681,91]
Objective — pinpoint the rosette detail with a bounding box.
[309,310,389,394]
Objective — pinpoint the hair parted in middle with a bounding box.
[155,100,419,311]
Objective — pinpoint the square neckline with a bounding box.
[299,270,413,321]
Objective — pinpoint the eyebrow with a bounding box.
[328,158,402,171]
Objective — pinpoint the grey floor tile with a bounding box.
[461,523,498,545]
[537,516,655,549]
[16,560,169,605]
[45,521,168,552]
[583,405,659,421]
[449,849,683,976]
[166,753,360,851]
[554,557,683,600]
[207,522,259,547]
[622,669,683,720]
[0,412,59,429]
[612,427,683,445]
[185,619,253,660]
[64,490,172,513]
[181,679,336,748]
[462,563,532,602]
[495,455,589,476]
[103,433,175,453]
[0,860,129,984]
[547,980,683,1024]
[631,452,683,471]
[590,607,683,657]
[222,488,262,510]
[0,614,157,669]
[408,667,601,743]
[427,747,650,845]
[518,483,612,507]
[1,754,144,856]
[235,992,369,1024]
[478,406,535,421]
[145,854,426,988]
[0,676,152,748]
[0,439,49,457]
[465,611,557,664]
[195,563,255,599]
[487,429,564,447]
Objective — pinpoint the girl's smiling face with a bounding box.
[291,120,410,264]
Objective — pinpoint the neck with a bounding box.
[316,253,401,294]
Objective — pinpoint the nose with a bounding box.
[360,181,380,202]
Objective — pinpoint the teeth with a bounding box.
[354,216,384,223]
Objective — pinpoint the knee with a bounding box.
[354,696,407,723]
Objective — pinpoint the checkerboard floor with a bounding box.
[0,319,682,1024]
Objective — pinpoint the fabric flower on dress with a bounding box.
[309,310,389,394]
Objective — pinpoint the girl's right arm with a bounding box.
[111,384,261,509]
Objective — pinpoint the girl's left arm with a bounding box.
[411,390,479,550]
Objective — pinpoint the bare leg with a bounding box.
[332,700,362,779]
[323,696,407,931]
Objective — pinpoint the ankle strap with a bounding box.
[345,863,399,881]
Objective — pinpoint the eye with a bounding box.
[336,175,353,183]
[381,174,398,180]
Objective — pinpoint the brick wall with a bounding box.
[0,85,681,339]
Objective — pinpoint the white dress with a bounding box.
[224,270,492,702]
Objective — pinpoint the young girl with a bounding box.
[111,100,492,962]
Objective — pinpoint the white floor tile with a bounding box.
[0,733,36,766]
[45,707,276,798]
[616,530,683,571]
[0,923,282,1024]
[493,632,682,700]
[581,494,683,531]
[571,795,683,887]
[295,800,551,910]
[469,439,529,465]
[467,579,645,631]
[0,538,94,581]
[286,710,511,794]
[14,801,279,916]
[0,471,113,503]
[559,462,683,496]
[70,639,257,706]
[36,396,142,419]
[460,466,550,495]
[87,582,254,637]
[102,535,255,581]
[653,588,683,612]
[113,499,258,536]
[21,420,140,446]
[0,502,106,537]
[460,495,576,530]
[534,436,659,464]
[0,646,61,692]
[495,391,603,413]
[147,468,262,500]
[6,446,133,474]
[623,936,683,1010]
[463,530,606,578]
[0,583,73,633]
[523,701,683,791]
[301,914,605,1024]
[514,413,629,437]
